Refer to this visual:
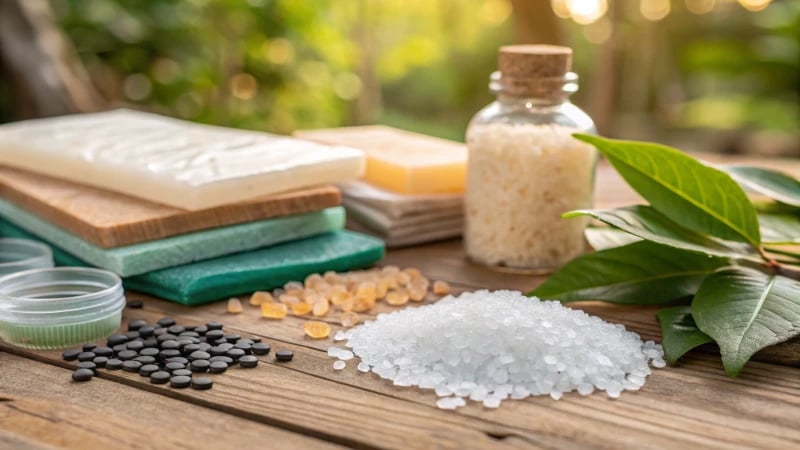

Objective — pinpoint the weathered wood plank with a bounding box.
[0,352,344,450]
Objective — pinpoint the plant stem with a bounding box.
[765,246,800,261]
[757,245,781,268]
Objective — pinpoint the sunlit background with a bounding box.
[0,0,797,156]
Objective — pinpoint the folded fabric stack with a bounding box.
[294,126,467,247]
[0,110,385,305]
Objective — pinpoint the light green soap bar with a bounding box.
[0,198,345,277]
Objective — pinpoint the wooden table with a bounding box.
[2,155,799,450]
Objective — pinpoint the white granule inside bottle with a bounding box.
[464,123,596,271]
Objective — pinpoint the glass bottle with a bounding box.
[464,45,597,273]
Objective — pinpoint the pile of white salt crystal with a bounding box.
[329,290,664,410]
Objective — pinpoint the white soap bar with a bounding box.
[0,110,364,210]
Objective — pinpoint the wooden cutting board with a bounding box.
[0,166,341,248]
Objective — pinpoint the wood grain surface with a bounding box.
[0,166,341,248]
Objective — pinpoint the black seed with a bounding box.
[206,321,223,331]
[212,338,227,345]
[127,300,144,309]
[82,343,97,352]
[133,355,156,364]
[153,328,168,337]
[92,356,108,368]
[138,325,155,339]
[157,317,176,327]
[139,347,160,357]
[157,333,178,343]
[197,343,212,352]
[205,329,224,340]
[234,341,252,354]
[194,326,208,335]
[159,349,181,360]
[122,360,142,372]
[107,334,129,346]
[113,343,129,353]
[217,342,235,351]
[139,364,159,377]
[251,343,271,355]
[209,346,227,357]
[124,331,140,340]
[226,349,245,361]
[209,361,228,374]
[239,355,258,368]
[275,350,293,362]
[165,362,185,372]
[177,339,194,349]
[160,340,180,351]
[182,343,201,354]
[117,350,138,361]
[77,361,97,373]
[167,325,185,335]
[191,377,213,390]
[141,338,159,348]
[190,360,210,372]
[189,351,211,361]
[166,357,189,365]
[127,341,144,351]
[178,331,199,339]
[172,369,192,377]
[105,359,123,370]
[62,349,81,361]
[224,333,241,343]
[72,368,94,382]
[93,346,114,358]
[78,352,96,362]
[150,371,171,384]
[128,319,148,331]
[209,356,234,365]
[170,375,192,389]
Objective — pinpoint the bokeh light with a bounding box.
[230,73,258,100]
[739,0,772,12]
[123,74,152,101]
[685,0,716,15]
[566,0,608,25]
[640,0,671,21]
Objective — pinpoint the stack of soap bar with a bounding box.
[0,109,364,209]
[0,220,384,306]
[295,125,466,194]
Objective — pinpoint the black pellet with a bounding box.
[117,350,138,361]
[157,317,176,327]
[182,343,201,354]
[128,319,148,331]
[139,364,159,377]
[165,362,186,372]
[167,325,185,335]
[153,327,168,337]
[160,340,180,351]
[170,375,192,389]
[126,340,144,351]
[212,338,227,346]
[159,349,181,360]
[217,343,235,352]
[133,355,156,365]
[206,321,223,331]
[189,351,211,361]
[72,368,94,382]
[210,346,227,357]
[107,334,128,346]
[209,361,228,374]
[77,361,97,373]
[77,352,96,362]
[139,325,155,339]
[190,360,210,373]
[177,339,195,349]
[172,369,192,377]
[82,343,97,352]
[166,357,189,365]
[239,355,258,368]
[157,333,178,343]
[251,337,262,343]
[62,349,81,361]
[251,343,271,356]
[275,350,293,362]
[224,333,241,343]
[93,346,114,358]
[139,348,160,358]
[141,338,159,348]
[113,343,129,353]
[197,343,212,352]
[105,359,123,370]
[234,341,252,354]
[237,339,254,345]
[194,326,208,335]
[183,325,197,331]
[126,300,144,309]
[150,371,171,384]
[122,360,142,372]
[209,356,234,365]
[205,329,224,340]
[178,331,199,339]
[93,356,108,368]
[226,349,245,361]
[191,377,213,390]
[124,331,140,340]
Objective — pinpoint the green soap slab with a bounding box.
[0,198,345,276]
[0,220,385,306]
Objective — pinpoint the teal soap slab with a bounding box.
[0,220,385,306]
[0,198,345,276]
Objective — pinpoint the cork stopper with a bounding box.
[496,45,573,98]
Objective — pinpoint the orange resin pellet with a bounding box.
[279,294,301,306]
[339,311,361,327]
[376,278,389,299]
[356,282,377,299]
[339,297,355,312]
[227,297,243,314]
[433,280,451,295]
[408,285,426,302]
[403,267,422,281]
[249,291,273,306]
[312,298,330,316]
[291,302,313,316]
[304,273,324,289]
[396,271,411,286]
[304,321,331,339]
[353,294,375,313]
[261,302,288,319]
[386,290,409,306]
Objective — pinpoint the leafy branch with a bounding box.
[530,135,800,377]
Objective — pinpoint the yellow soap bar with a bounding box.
[295,126,466,194]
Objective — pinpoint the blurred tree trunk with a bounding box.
[0,0,104,119]
[509,0,564,44]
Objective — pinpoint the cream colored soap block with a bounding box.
[295,126,467,194]
[0,110,364,210]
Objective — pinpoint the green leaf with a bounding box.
[566,205,756,260]
[692,266,800,377]
[530,241,728,304]
[722,165,800,207]
[584,226,641,251]
[759,214,800,245]
[656,306,713,364]
[573,134,761,246]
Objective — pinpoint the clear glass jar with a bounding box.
[464,65,597,273]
